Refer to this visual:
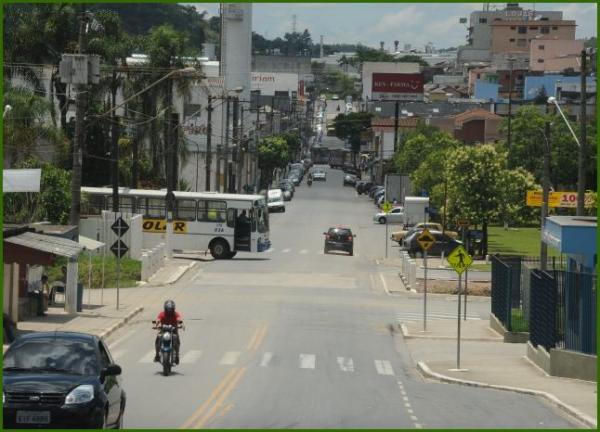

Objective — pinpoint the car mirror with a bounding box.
[101,364,122,378]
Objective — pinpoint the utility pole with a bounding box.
[224,96,231,193]
[231,97,239,193]
[237,105,244,193]
[111,69,119,212]
[507,59,514,149]
[270,95,275,132]
[577,50,587,216]
[393,100,400,153]
[69,4,87,233]
[205,95,213,191]
[164,76,174,259]
[540,121,551,270]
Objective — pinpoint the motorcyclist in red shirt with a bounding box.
[153,300,182,364]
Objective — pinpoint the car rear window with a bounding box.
[329,228,351,236]
[4,338,100,375]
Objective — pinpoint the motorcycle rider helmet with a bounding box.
[164,300,176,314]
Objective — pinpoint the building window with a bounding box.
[479,17,487,24]
[494,18,501,21]
[540,17,549,21]
[510,26,516,30]
[518,26,527,34]
[477,74,481,79]
[541,26,550,34]
[509,38,515,42]
[517,39,527,47]
[552,26,558,30]
[537,59,544,63]
[539,45,545,50]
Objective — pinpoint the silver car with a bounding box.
[373,207,404,224]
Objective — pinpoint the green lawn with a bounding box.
[487,226,561,257]
[510,308,529,333]
[44,255,141,289]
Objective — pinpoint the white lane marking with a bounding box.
[139,350,156,363]
[191,269,205,283]
[379,273,390,295]
[282,248,291,253]
[265,248,275,253]
[374,360,394,376]
[404,402,411,408]
[336,356,354,372]
[260,352,273,367]
[403,396,410,402]
[299,249,308,254]
[407,408,414,414]
[411,415,419,422]
[299,354,316,369]
[219,351,241,366]
[181,350,203,364]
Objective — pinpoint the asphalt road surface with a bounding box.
[107,167,577,429]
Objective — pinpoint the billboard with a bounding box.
[371,73,424,101]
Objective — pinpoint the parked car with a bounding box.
[373,206,404,224]
[403,230,463,257]
[267,189,286,212]
[278,181,294,199]
[368,186,384,198]
[342,165,359,176]
[323,226,356,255]
[288,174,301,186]
[343,174,357,186]
[312,170,327,181]
[356,181,374,195]
[373,189,385,203]
[3,331,126,429]
[391,222,458,244]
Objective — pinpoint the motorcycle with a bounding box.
[307,178,313,187]
[152,320,183,376]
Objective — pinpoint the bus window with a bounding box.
[82,194,105,215]
[249,209,257,232]
[143,198,166,218]
[174,199,197,221]
[205,201,226,222]
[107,196,135,214]
[227,208,236,228]
[257,208,269,233]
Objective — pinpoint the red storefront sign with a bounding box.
[372,73,424,94]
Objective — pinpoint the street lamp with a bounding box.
[536,122,551,270]
[547,96,585,216]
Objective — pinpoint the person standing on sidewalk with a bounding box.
[40,275,50,312]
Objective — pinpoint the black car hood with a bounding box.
[4,373,96,393]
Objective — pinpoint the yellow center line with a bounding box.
[192,367,247,429]
[246,325,262,350]
[179,367,239,429]
[249,324,268,351]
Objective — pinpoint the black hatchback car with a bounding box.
[323,226,356,255]
[3,332,126,429]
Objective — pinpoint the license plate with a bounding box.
[16,410,51,424]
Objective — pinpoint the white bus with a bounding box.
[81,187,271,259]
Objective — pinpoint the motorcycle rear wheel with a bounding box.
[162,352,171,376]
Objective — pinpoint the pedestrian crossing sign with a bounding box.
[416,229,436,251]
[447,245,473,275]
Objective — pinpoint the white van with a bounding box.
[267,189,286,213]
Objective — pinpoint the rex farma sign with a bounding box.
[371,73,424,94]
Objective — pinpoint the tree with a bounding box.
[333,112,373,163]
[279,132,302,161]
[393,130,458,175]
[3,158,71,224]
[497,167,540,227]
[533,86,548,105]
[3,86,67,166]
[396,55,429,67]
[445,144,506,256]
[258,135,289,188]
[351,45,396,63]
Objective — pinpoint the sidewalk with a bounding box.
[399,310,597,428]
[8,258,199,346]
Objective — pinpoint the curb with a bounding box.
[399,323,502,342]
[99,306,144,340]
[165,261,197,284]
[417,361,596,429]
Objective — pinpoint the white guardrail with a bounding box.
[141,243,166,281]
[398,251,417,290]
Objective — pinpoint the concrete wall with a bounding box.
[79,212,143,260]
[252,55,311,74]
[527,342,597,382]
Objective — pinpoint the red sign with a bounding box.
[372,73,424,94]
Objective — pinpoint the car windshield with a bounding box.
[4,338,99,375]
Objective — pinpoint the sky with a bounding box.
[188,2,597,50]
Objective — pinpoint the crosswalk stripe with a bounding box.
[374,360,394,376]
[299,353,316,369]
[265,248,274,253]
[299,249,308,254]
[181,350,203,364]
[139,350,156,364]
[260,352,273,367]
[219,351,241,366]
[282,248,291,253]
[337,356,354,372]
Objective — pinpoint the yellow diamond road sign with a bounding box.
[416,228,436,251]
[447,245,473,275]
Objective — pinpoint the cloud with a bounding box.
[374,5,425,32]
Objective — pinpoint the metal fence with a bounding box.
[491,255,565,333]
[530,269,597,355]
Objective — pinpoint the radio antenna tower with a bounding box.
[292,14,297,33]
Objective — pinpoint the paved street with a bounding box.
[104,167,577,429]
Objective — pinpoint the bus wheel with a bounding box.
[210,240,230,259]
